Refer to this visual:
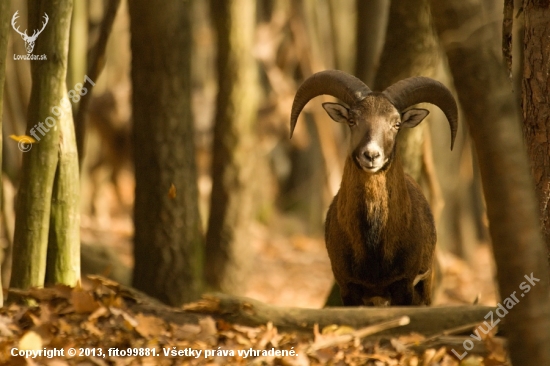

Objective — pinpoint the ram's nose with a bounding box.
[354,143,386,172]
[361,144,384,166]
[363,149,380,163]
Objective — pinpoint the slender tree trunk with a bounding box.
[355,0,390,86]
[74,0,120,168]
[66,0,86,90]
[522,0,550,263]
[327,0,355,73]
[130,0,204,306]
[10,0,73,291]
[503,0,514,77]
[45,102,80,286]
[205,0,260,294]
[430,1,550,364]
[0,0,10,305]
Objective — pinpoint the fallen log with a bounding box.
[183,293,497,337]
[8,277,502,344]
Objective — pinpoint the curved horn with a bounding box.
[382,77,458,150]
[290,70,371,138]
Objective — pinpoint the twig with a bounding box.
[404,321,480,348]
[308,316,410,352]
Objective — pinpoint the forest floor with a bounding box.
[80,204,498,310]
[0,189,505,365]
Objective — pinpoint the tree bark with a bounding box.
[354,0,390,86]
[205,0,259,294]
[10,0,73,291]
[326,0,440,306]
[522,0,550,264]
[129,0,204,306]
[502,0,514,77]
[430,1,550,365]
[0,0,10,306]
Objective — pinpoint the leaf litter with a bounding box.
[0,276,510,365]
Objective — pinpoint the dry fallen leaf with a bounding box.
[88,306,109,321]
[134,313,166,338]
[19,330,43,350]
[71,288,100,314]
[198,316,218,345]
[10,134,37,144]
[0,316,14,337]
[168,183,177,199]
[83,321,103,337]
[461,355,484,366]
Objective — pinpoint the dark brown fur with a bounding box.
[325,152,436,306]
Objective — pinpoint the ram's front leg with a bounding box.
[339,282,365,306]
[388,279,415,305]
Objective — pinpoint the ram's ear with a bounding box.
[322,102,350,123]
[401,108,430,128]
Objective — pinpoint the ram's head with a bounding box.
[290,70,458,173]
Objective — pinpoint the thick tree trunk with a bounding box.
[129,0,204,306]
[522,0,550,263]
[430,1,550,364]
[0,0,10,306]
[205,0,259,294]
[10,0,73,291]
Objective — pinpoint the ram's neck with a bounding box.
[336,154,411,251]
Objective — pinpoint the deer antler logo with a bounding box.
[11,11,49,54]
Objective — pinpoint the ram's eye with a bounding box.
[394,120,401,129]
[348,119,356,127]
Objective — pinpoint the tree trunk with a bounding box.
[10,0,73,291]
[45,104,80,286]
[0,0,10,306]
[205,0,259,294]
[129,0,204,306]
[522,0,550,264]
[66,0,86,90]
[374,0,439,182]
[328,0,356,73]
[354,0,390,86]
[74,0,120,168]
[430,1,550,364]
